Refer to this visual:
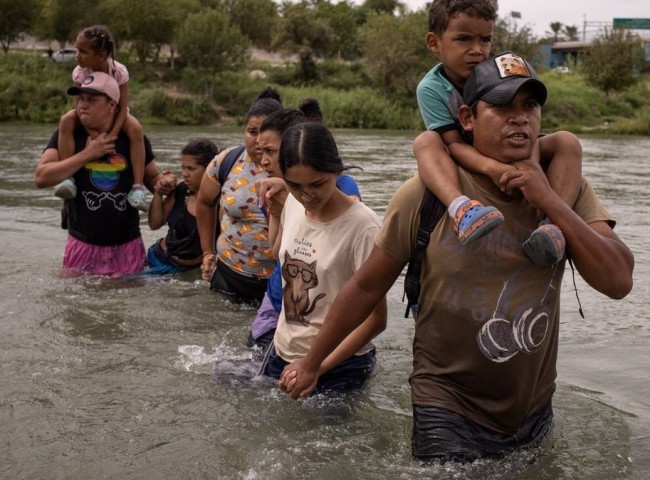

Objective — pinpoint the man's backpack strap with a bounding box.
[403,189,446,318]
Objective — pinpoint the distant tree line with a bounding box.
[0,0,645,96]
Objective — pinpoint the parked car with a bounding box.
[50,48,77,64]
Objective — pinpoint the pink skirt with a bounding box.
[62,235,146,277]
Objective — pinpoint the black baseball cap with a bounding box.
[463,51,547,107]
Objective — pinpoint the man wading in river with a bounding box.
[278,54,634,462]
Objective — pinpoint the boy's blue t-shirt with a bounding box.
[266,174,361,312]
[416,63,464,134]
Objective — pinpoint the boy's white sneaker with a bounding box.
[54,178,77,200]
[127,184,149,212]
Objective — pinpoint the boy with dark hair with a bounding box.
[415,0,581,266]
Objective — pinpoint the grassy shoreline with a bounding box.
[2,51,649,135]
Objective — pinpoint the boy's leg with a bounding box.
[523,132,582,265]
[54,109,81,199]
[414,131,503,245]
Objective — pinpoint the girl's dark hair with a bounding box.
[298,98,323,122]
[246,87,283,122]
[182,139,219,167]
[259,98,322,136]
[81,25,115,59]
[279,123,357,175]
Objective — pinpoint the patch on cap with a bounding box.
[83,75,96,86]
[495,53,532,79]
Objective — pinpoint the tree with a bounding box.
[314,0,363,60]
[546,22,563,42]
[100,0,195,63]
[35,0,97,49]
[563,25,580,41]
[581,28,645,95]
[361,0,404,15]
[0,0,40,53]
[359,10,429,96]
[176,8,250,96]
[273,1,337,82]
[492,17,540,63]
[228,0,278,48]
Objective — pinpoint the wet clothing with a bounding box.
[273,196,380,363]
[165,183,202,259]
[209,259,268,304]
[46,128,154,249]
[63,235,145,277]
[205,147,274,297]
[264,344,376,394]
[411,402,553,461]
[145,183,202,275]
[416,63,463,134]
[376,172,612,436]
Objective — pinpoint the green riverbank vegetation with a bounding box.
[1,0,649,134]
[2,51,649,135]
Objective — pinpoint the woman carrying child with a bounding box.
[260,123,386,394]
[146,139,219,275]
[54,25,148,212]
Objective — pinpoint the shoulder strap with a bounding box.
[218,145,246,186]
[403,189,446,318]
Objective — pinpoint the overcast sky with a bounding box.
[401,0,649,39]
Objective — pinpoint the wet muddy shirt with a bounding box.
[376,171,612,435]
[206,147,274,279]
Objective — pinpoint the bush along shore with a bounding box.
[2,51,649,135]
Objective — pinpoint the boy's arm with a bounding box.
[501,161,633,299]
[538,131,583,207]
[444,129,514,185]
[279,245,405,398]
[413,130,462,207]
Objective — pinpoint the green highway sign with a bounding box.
[613,18,650,29]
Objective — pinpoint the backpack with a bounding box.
[403,189,446,319]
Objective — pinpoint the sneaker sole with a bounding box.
[522,227,565,266]
[460,210,505,245]
[54,185,76,200]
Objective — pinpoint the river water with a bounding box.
[0,124,648,479]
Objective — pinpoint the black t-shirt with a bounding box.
[46,128,155,246]
[165,182,202,259]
